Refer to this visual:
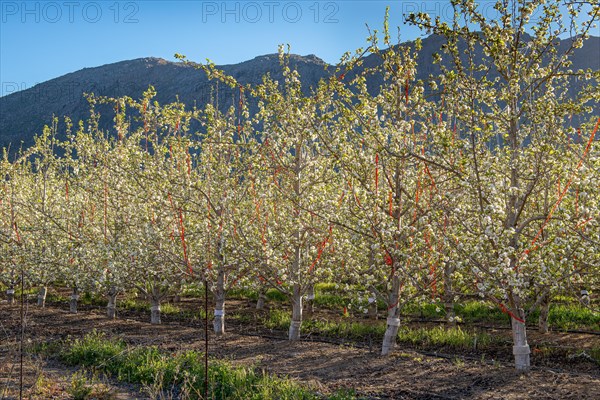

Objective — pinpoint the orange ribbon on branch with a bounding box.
[499,303,525,323]
[168,192,193,275]
[520,117,599,263]
[308,225,333,273]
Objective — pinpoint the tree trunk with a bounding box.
[289,284,303,340]
[381,275,401,355]
[150,286,162,325]
[443,265,456,326]
[368,293,378,320]
[305,284,315,315]
[581,289,590,306]
[106,286,118,319]
[538,295,550,334]
[37,286,47,307]
[213,269,225,335]
[367,251,378,320]
[256,287,266,310]
[288,140,303,341]
[511,309,531,371]
[173,279,182,303]
[69,286,79,314]
[6,285,15,305]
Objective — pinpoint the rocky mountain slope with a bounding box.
[1,35,598,153]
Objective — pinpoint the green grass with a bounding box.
[312,283,361,310]
[454,301,508,323]
[314,283,339,293]
[57,331,359,399]
[403,300,599,331]
[266,288,287,302]
[451,301,598,330]
[263,309,291,330]
[403,302,446,319]
[304,319,384,339]
[117,298,205,319]
[228,287,259,300]
[118,298,149,312]
[263,309,496,351]
[180,283,206,298]
[80,292,108,307]
[397,326,494,350]
[313,293,349,309]
[61,331,126,369]
[546,304,600,331]
[46,292,69,304]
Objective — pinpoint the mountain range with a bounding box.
[1,34,598,154]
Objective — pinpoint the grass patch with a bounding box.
[403,302,446,319]
[314,283,339,293]
[312,283,362,311]
[305,319,384,339]
[265,288,287,302]
[264,309,383,339]
[181,283,206,298]
[526,303,599,331]
[263,309,291,330]
[263,310,496,351]
[397,326,494,350]
[229,287,287,304]
[46,292,69,304]
[57,331,358,399]
[80,292,108,307]
[403,300,599,331]
[228,287,258,300]
[547,304,600,331]
[61,331,126,368]
[402,300,514,323]
[313,293,348,309]
[117,298,203,319]
[67,369,114,400]
[454,301,508,323]
[119,298,149,313]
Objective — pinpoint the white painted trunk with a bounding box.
[150,297,161,325]
[288,285,303,341]
[368,293,378,320]
[6,286,15,305]
[37,286,47,307]
[149,286,164,325]
[538,298,549,334]
[173,279,182,303]
[445,301,456,326]
[256,289,266,310]
[381,316,401,355]
[511,310,531,371]
[381,276,401,356]
[106,286,118,319]
[213,302,225,335]
[69,287,79,314]
[213,269,226,335]
[443,265,456,325]
[581,289,590,306]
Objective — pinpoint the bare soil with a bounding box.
[1,295,599,399]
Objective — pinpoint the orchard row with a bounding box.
[1,2,599,371]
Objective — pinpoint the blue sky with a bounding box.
[0,1,596,96]
[0,0,420,96]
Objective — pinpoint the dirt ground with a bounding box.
[1,297,599,400]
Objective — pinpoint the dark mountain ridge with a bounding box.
[1,34,598,153]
